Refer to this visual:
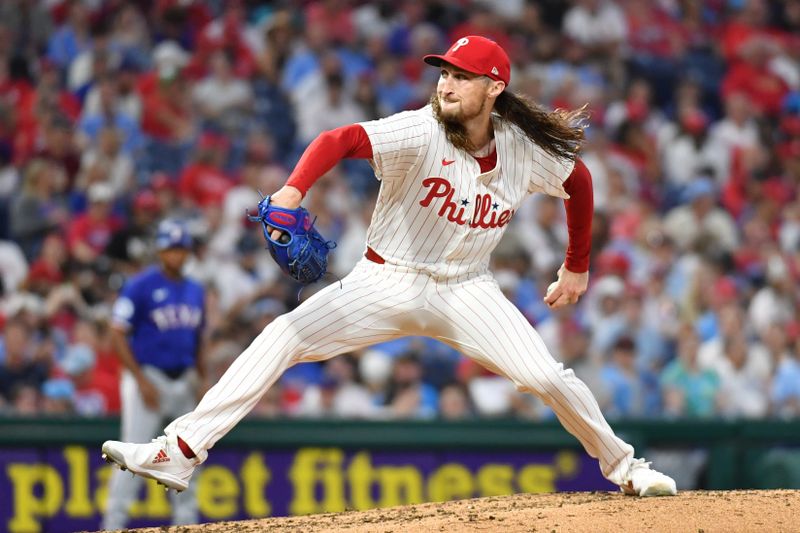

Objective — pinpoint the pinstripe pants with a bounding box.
[166,259,634,485]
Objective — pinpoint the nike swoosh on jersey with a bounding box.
[442,159,455,166]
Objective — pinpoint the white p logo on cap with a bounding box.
[451,37,469,53]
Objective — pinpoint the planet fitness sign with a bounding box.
[1,446,614,533]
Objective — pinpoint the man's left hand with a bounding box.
[543,264,589,308]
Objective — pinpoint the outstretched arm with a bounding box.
[267,124,373,239]
[270,124,373,207]
[543,158,593,308]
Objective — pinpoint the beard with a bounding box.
[430,93,486,153]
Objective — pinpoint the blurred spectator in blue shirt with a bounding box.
[771,350,800,419]
[0,319,48,407]
[47,1,91,70]
[601,337,650,419]
[661,326,720,418]
[383,352,439,420]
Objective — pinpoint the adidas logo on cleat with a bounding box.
[152,449,171,464]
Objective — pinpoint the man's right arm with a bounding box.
[271,124,373,210]
[266,124,373,239]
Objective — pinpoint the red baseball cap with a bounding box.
[133,189,160,212]
[424,35,510,85]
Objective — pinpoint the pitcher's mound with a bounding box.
[125,489,799,532]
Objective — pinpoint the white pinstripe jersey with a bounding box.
[360,105,576,279]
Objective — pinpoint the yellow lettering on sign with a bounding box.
[241,453,271,517]
[347,452,376,510]
[377,465,423,507]
[63,446,93,517]
[3,442,585,527]
[289,448,345,515]
[7,464,64,533]
[477,464,514,497]
[555,451,579,478]
[518,464,556,494]
[347,451,424,509]
[129,479,171,518]
[198,466,240,519]
[427,464,473,502]
[94,464,113,514]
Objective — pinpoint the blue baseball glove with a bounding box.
[247,196,336,285]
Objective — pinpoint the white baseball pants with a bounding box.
[104,366,200,530]
[166,259,634,485]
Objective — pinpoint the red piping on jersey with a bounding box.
[365,246,385,264]
[562,158,593,273]
[286,124,373,196]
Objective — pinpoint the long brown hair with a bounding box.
[494,91,588,161]
[431,91,589,161]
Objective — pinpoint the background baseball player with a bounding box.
[103,36,676,498]
[103,218,206,530]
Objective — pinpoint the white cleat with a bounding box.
[101,435,197,492]
[620,458,678,497]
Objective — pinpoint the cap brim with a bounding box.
[423,54,505,83]
[423,54,483,77]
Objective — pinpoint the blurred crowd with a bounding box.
[0,0,799,422]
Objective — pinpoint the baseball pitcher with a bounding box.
[103,36,676,499]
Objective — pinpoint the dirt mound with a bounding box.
[126,490,798,533]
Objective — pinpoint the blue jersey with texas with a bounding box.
[112,266,205,371]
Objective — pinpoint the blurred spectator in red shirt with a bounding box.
[71,319,121,414]
[189,3,258,79]
[721,36,790,117]
[35,113,81,191]
[720,0,785,63]
[65,182,122,264]
[400,23,442,87]
[0,56,35,113]
[178,132,233,208]
[624,1,685,59]
[140,65,194,143]
[305,0,357,47]
[92,319,122,414]
[25,233,67,296]
[137,40,190,100]
[150,172,180,215]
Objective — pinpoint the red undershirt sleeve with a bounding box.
[561,158,594,273]
[286,124,373,196]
